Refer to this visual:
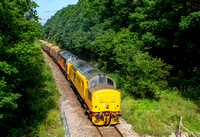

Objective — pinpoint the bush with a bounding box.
[180,86,200,100]
[171,74,200,100]
[118,51,172,98]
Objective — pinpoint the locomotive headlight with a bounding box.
[102,98,103,100]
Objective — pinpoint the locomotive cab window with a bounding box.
[107,78,114,86]
[88,75,116,89]
[66,55,72,63]
[67,57,72,63]
[99,77,106,84]
[90,77,98,87]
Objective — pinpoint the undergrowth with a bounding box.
[25,43,64,137]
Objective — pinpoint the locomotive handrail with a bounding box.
[61,100,71,137]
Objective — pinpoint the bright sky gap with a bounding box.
[35,0,78,25]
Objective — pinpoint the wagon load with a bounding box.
[45,43,53,53]
[50,46,62,61]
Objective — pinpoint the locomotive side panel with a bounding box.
[69,65,85,100]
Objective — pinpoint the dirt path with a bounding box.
[43,51,141,137]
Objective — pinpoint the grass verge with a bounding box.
[121,89,200,136]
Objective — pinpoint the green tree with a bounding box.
[128,0,200,80]
[41,0,199,99]
[93,29,172,98]
[0,0,49,136]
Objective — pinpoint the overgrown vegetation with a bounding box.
[121,89,200,136]
[27,56,65,137]
[0,0,64,136]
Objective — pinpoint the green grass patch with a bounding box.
[121,89,200,136]
[32,109,65,137]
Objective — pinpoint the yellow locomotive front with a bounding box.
[87,75,121,125]
[70,59,121,126]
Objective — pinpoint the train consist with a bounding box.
[39,39,121,126]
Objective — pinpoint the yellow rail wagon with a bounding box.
[39,39,44,43]
[45,43,53,54]
[69,59,121,126]
[41,41,48,51]
[50,46,62,62]
[42,41,48,46]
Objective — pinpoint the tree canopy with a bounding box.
[42,0,200,98]
[0,0,52,136]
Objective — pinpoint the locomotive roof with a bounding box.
[59,50,79,60]
[72,59,105,80]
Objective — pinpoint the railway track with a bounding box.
[96,125,123,137]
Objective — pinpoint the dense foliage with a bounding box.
[0,0,54,136]
[42,0,200,99]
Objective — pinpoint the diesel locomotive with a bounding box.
[39,40,121,125]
